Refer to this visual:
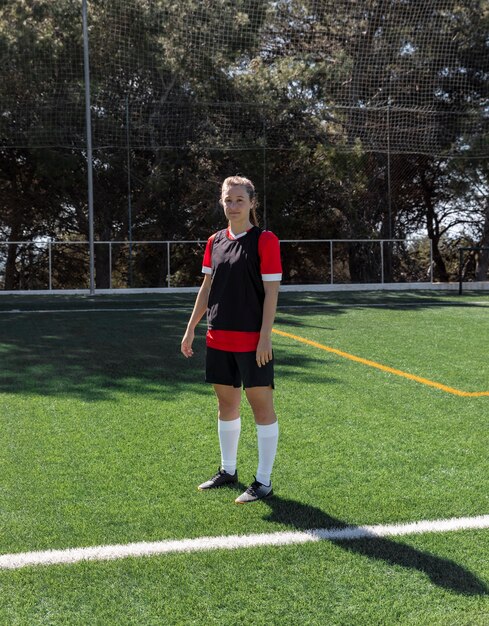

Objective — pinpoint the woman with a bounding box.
[181,176,282,504]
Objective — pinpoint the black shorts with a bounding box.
[205,347,274,389]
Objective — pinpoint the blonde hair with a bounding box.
[221,176,259,226]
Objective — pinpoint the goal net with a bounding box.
[0,0,487,156]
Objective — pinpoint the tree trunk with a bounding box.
[4,242,18,290]
[429,234,449,282]
[475,199,489,280]
[420,170,449,282]
[4,215,22,290]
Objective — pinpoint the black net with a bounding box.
[1,0,487,156]
[1,0,488,290]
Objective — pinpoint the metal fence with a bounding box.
[0,238,436,291]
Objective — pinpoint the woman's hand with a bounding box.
[181,329,195,358]
[256,335,273,367]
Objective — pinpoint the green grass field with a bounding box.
[0,290,488,625]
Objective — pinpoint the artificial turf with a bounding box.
[0,291,488,624]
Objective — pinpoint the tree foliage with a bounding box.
[0,0,487,288]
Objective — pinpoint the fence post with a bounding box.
[48,241,52,290]
[458,248,464,295]
[381,241,384,284]
[167,242,171,288]
[330,241,334,285]
[109,242,112,290]
[82,0,95,295]
[430,239,434,283]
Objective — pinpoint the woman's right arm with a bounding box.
[181,273,212,358]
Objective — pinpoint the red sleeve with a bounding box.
[258,231,282,281]
[202,233,216,275]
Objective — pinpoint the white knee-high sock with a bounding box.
[218,418,241,475]
[256,421,279,486]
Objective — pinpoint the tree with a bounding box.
[0,1,487,288]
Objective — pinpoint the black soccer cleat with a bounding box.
[198,467,238,491]
[235,478,273,504]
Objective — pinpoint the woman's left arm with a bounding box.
[256,281,280,367]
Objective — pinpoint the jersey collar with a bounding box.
[227,226,253,240]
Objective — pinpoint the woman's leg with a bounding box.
[198,384,241,490]
[214,384,241,421]
[245,385,276,425]
[245,386,279,488]
[214,384,241,475]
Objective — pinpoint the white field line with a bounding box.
[0,301,488,315]
[1,514,488,571]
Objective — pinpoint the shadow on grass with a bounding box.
[263,495,488,596]
[278,290,489,312]
[275,291,489,333]
[268,292,487,342]
[1,290,484,401]
[0,309,209,401]
[0,304,337,401]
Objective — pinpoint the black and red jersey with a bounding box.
[202,226,282,352]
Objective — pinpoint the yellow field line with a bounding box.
[272,328,489,397]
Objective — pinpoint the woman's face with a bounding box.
[221,184,252,225]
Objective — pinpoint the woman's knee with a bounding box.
[214,385,241,418]
[245,387,276,423]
